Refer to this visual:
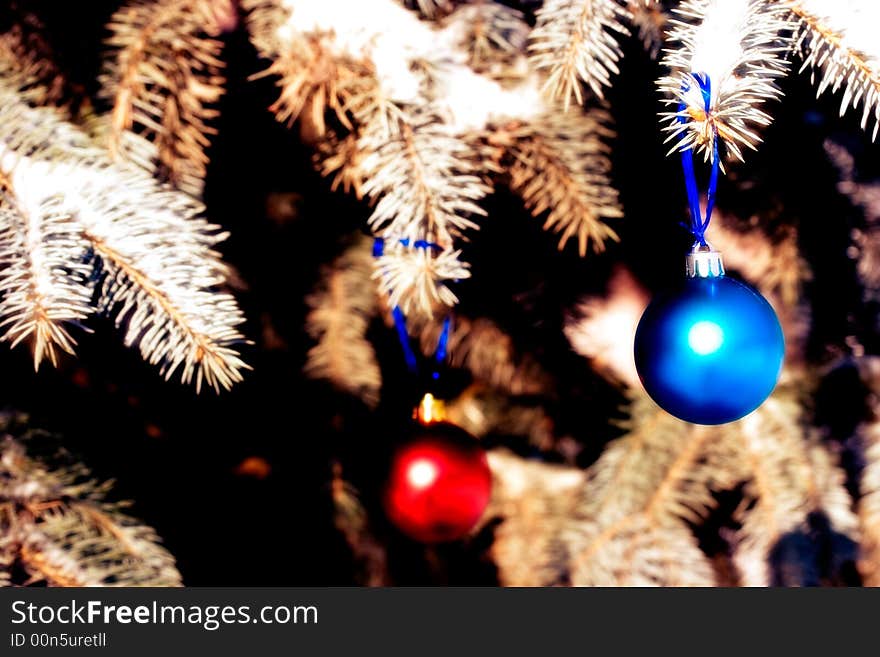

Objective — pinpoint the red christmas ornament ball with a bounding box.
[383,422,492,543]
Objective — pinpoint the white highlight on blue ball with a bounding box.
[688,321,724,355]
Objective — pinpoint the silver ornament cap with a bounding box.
[686,242,724,278]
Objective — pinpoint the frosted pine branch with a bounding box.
[529,0,629,108]
[0,67,249,392]
[245,0,624,314]
[659,0,793,162]
[372,241,470,315]
[99,0,231,196]
[856,357,880,585]
[360,110,488,247]
[0,12,69,107]
[787,1,880,140]
[0,418,181,587]
[0,185,93,370]
[628,0,667,59]
[565,267,649,387]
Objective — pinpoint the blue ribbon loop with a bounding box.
[373,237,452,376]
[677,73,719,246]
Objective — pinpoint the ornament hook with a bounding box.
[686,242,724,278]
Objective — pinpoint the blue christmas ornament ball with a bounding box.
[634,274,784,425]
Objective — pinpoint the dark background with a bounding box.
[2,0,878,584]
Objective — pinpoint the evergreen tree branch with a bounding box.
[360,110,488,246]
[304,236,382,407]
[372,240,471,315]
[486,449,586,586]
[659,0,793,162]
[856,357,880,585]
[487,110,621,256]
[0,8,70,107]
[787,0,880,140]
[628,0,667,59]
[0,177,94,369]
[99,0,230,196]
[0,418,181,587]
[0,64,249,392]
[529,0,630,109]
[731,394,858,586]
[564,395,720,586]
[331,461,390,586]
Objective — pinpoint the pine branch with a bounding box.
[0,419,181,587]
[244,0,624,314]
[855,357,880,585]
[0,9,70,107]
[486,449,586,586]
[99,0,230,196]
[331,461,389,586]
[304,236,382,407]
[315,131,366,198]
[858,419,880,585]
[659,0,793,162]
[0,67,249,392]
[825,139,880,303]
[372,240,470,315]
[564,395,722,586]
[730,394,858,586]
[787,1,880,140]
[627,0,667,59]
[0,181,94,369]
[529,0,629,109]
[565,266,649,387]
[487,111,621,256]
[360,110,488,246]
[247,0,366,139]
